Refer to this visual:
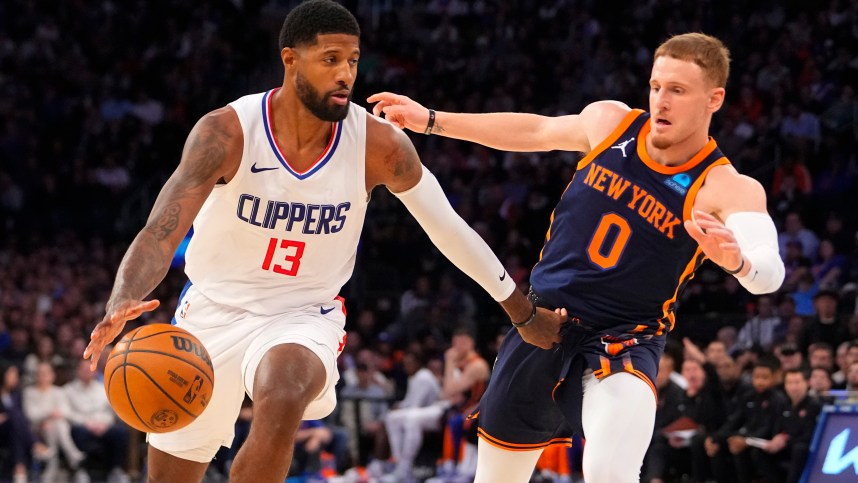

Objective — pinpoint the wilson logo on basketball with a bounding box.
[171,336,213,369]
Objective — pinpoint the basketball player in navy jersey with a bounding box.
[369,33,785,482]
[83,1,562,482]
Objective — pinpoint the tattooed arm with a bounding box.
[84,107,243,369]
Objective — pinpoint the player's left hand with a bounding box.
[366,92,430,132]
[684,210,743,273]
[516,307,565,349]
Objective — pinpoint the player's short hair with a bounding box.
[279,0,360,50]
[654,33,731,88]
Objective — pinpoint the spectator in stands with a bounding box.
[23,362,86,482]
[783,314,808,347]
[849,314,858,341]
[0,364,35,483]
[0,327,29,377]
[64,359,129,483]
[643,352,688,482]
[339,362,389,467]
[399,275,434,319]
[373,351,441,478]
[680,343,731,482]
[289,420,334,479]
[846,361,858,393]
[801,290,848,352]
[737,295,783,351]
[775,342,806,372]
[820,212,851,254]
[716,326,740,357]
[342,348,395,398]
[786,256,815,305]
[821,85,856,142]
[768,369,821,483]
[781,100,822,152]
[705,340,730,365]
[769,172,805,219]
[831,341,854,388]
[383,329,488,482]
[808,367,833,398]
[709,357,789,483]
[21,334,65,387]
[771,152,812,197]
[778,212,819,260]
[0,0,855,477]
[808,343,836,373]
[811,239,847,289]
[778,294,798,323]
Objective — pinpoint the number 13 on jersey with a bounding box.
[587,213,632,270]
[262,237,305,276]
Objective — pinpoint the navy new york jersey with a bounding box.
[531,109,730,334]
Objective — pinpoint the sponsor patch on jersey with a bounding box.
[664,173,691,195]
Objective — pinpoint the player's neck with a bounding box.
[644,129,710,167]
[270,88,333,151]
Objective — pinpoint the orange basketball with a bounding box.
[104,324,214,433]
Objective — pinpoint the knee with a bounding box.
[385,409,406,425]
[255,386,313,420]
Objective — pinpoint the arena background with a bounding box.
[1,1,856,482]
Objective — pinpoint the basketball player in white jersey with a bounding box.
[83,1,564,482]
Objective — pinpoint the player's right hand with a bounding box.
[83,299,160,371]
[517,307,565,349]
[366,92,431,132]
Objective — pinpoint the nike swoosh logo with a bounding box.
[499,271,506,281]
[320,306,336,315]
[250,162,279,173]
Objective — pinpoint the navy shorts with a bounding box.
[475,311,665,450]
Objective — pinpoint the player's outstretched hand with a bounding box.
[684,210,743,273]
[517,307,565,349]
[366,92,431,132]
[83,299,160,371]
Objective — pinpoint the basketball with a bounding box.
[104,324,215,433]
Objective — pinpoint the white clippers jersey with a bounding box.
[184,89,368,315]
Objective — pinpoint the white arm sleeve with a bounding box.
[391,165,517,301]
[725,212,785,294]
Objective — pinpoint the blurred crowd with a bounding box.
[1,0,857,482]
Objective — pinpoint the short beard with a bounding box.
[295,72,350,122]
[650,134,671,150]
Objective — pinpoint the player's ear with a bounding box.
[708,87,725,113]
[281,47,297,70]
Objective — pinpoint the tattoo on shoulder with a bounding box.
[386,134,418,179]
[145,203,181,241]
[185,112,234,182]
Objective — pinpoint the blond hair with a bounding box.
[654,33,731,88]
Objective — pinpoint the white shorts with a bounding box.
[147,283,347,462]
